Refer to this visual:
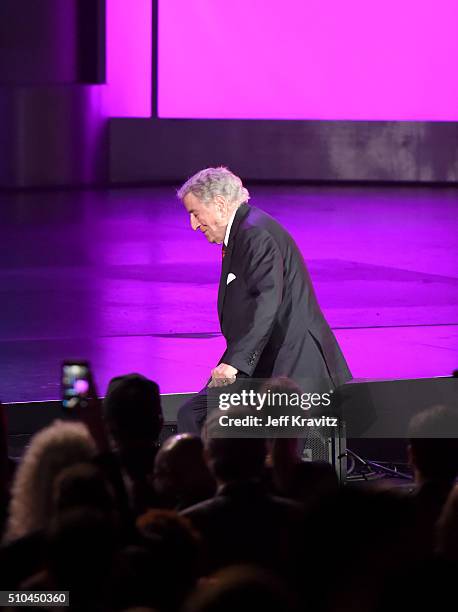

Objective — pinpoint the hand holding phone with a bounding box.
[61,361,110,452]
[62,361,91,411]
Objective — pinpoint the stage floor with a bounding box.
[1,184,457,403]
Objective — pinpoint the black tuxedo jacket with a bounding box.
[218,204,352,387]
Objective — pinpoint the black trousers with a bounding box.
[176,374,251,434]
[176,387,209,434]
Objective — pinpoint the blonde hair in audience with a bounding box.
[4,420,96,542]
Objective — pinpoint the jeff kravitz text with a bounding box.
[218,414,338,427]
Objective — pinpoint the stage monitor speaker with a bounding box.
[335,376,458,463]
[301,421,346,482]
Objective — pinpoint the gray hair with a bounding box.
[4,420,96,542]
[177,166,250,206]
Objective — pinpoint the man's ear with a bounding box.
[214,195,228,217]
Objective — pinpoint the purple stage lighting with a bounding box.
[158,0,458,121]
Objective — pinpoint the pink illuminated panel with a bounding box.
[104,0,152,117]
[158,1,458,121]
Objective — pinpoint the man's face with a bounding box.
[183,192,228,244]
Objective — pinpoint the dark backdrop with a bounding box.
[110,117,458,184]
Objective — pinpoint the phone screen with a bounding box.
[62,362,90,410]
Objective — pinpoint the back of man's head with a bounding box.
[204,406,267,484]
[52,462,116,518]
[103,374,163,449]
[206,437,267,484]
[154,434,215,508]
[408,404,458,483]
[183,565,297,612]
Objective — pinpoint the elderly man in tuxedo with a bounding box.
[176,167,352,433]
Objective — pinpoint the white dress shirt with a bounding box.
[224,208,238,247]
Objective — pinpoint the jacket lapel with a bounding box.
[217,204,250,324]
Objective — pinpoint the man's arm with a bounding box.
[222,229,283,376]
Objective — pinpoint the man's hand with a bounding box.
[208,363,238,388]
[70,371,110,453]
